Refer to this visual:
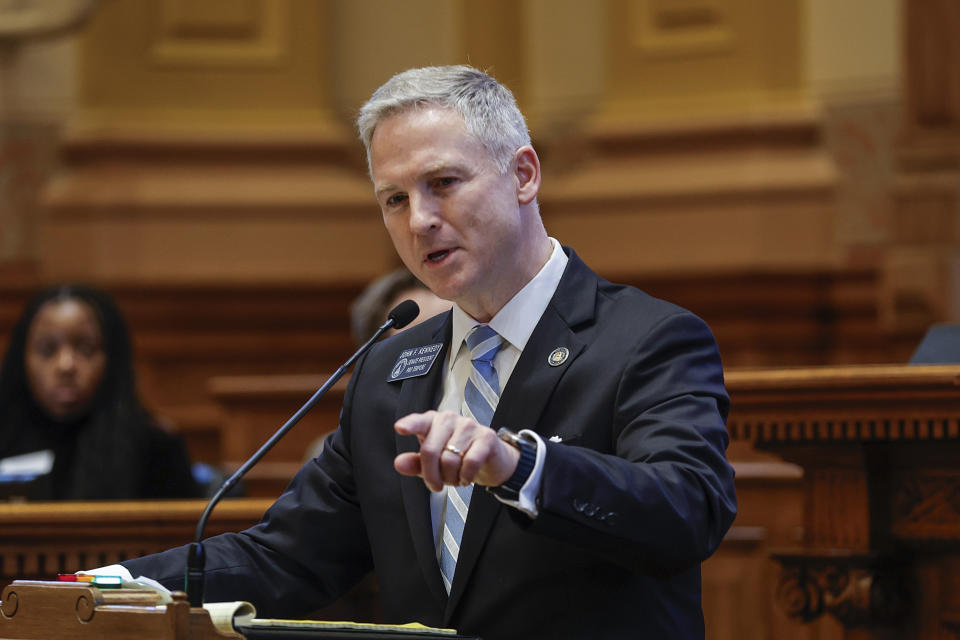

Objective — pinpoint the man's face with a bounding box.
[25,299,107,420]
[370,106,536,321]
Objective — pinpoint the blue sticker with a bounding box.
[388,343,445,382]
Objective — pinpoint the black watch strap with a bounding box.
[487,428,537,501]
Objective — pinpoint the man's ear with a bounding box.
[514,146,541,205]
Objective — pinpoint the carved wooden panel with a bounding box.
[630,0,734,58]
[807,467,870,551]
[152,0,288,68]
[208,374,348,497]
[727,364,960,636]
[700,460,839,640]
[0,499,270,587]
[773,554,911,628]
[891,469,960,541]
[604,0,803,117]
[79,0,332,116]
[725,365,960,447]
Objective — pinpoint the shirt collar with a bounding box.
[449,238,568,369]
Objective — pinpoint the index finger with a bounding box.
[394,411,437,438]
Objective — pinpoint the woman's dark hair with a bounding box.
[0,284,153,499]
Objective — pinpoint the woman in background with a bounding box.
[349,268,453,345]
[0,284,199,500]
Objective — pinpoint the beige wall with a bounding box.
[807,0,900,100]
[0,39,76,263]
[12,0,955,337]
[0,0,96,266]
[31,0,832,285]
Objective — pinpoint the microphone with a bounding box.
[185,299,420,606]
[386,299,419,329]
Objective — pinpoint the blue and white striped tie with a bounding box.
[439,324,504,592]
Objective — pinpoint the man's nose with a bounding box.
[408,193,441,234]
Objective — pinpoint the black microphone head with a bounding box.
[387,299,420,330]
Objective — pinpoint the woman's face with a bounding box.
[24,299,107,420]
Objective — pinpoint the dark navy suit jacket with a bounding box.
[123,249,737,639]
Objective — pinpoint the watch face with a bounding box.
[496,427,522,448]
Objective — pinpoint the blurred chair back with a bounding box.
[191,462,243,499]
[910,324,960,363]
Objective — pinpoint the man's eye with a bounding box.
[435,177,457,188]
[386,193,407,207]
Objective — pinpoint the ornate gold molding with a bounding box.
[629,0,734,58]
[0,0,98,42]
[151,0,287,68]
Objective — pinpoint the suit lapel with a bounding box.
[445,250,599,618]
[495,250,599,438]
[492,305,587,437]
[395,315,452,609]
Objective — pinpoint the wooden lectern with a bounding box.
[0,581,477,639]
[0,580,240,640]
[726,364,960,639]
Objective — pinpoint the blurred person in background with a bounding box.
[304,268,453,460]
[350,268,453,345]
[0,284,199,500]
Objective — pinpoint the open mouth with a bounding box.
[427,249,451,263]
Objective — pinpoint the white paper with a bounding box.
[0,449,54,476]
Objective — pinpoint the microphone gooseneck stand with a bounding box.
[185,299,421,606]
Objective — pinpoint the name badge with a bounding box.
[388,343,444,382]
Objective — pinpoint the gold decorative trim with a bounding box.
[150,0,287,69]
[629,0,734,59]
[0,0,98,41]
[730,417,960,444]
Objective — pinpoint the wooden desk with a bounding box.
[725,364,960,638]
[0,497,380,624]
[208,374,347,497]
[0,498,270,586]
[0,581,239,640]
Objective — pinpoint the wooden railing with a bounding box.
[5,365,957,638]
[0,498,271,586]
[723,364,960,639]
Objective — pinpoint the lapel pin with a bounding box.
[547,347,569,367]
[549,435,563,443]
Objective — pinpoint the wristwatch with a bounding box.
[487,428,537,501]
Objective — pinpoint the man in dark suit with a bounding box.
[120,65,737,639]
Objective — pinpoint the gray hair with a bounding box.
[356,65,531,174]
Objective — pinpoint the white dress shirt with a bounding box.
[429,238,568,542]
